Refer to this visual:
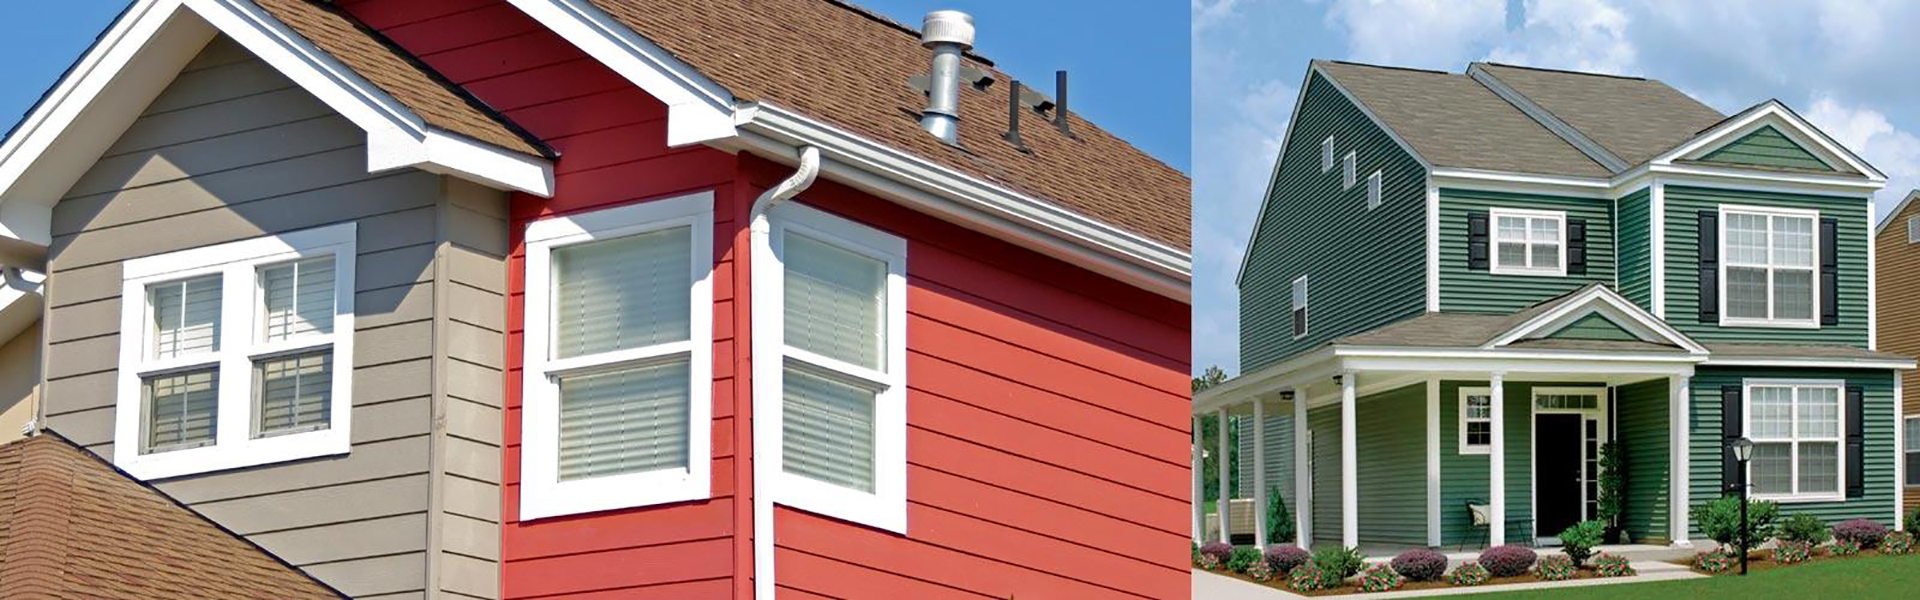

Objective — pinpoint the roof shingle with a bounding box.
[1471,63,1726,167]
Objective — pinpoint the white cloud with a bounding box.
[1191,0,1243,34]
[1487,0,1636,75]
[1190,79,1294,374]
[1804,93,1920,220]
[1325,0,1505,70]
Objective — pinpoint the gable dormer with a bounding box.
[1695,125,1837,172]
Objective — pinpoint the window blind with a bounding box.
[783,367,876,492]
[784,233,886,370]
[552,227,692,359]
[557,360,690,481]
[145,369,218,452]
[151,275,222,358]
[256,351,331,435]
[260,257,335,342]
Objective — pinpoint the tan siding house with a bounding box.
[1876,189,1920,516]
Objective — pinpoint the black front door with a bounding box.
[1535,414,1583,537]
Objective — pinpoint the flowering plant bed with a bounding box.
[1667,544,1903,576]
[1218,563,1608,596]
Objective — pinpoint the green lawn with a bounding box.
[1461,554,1920,599]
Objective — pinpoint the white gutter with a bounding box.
[749,145,819,600]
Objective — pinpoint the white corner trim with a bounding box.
[112,222,356,481]
[1650,179,1667,318]
[1426,181,1441,312]
[1868,206,1879,351]
[731,103,1189,302]
[518,191,715,521]
[504,0,735,146]
[753,200,910,535]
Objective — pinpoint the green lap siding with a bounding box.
[1661,186,1871,346]
[1548,313,1638,341]
[1616,187,1653,311]
[1698,126,1835,172]
[1239,72,1427,372]
[1238,411,1297,523]
[1687,368,1898,539]
[1439,380,1538,546]
[1310,403,1342,547]
[1615,378,1670,542]
[1437,189,1616,313]
[1356,383,1428,546]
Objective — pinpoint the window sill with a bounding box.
[775,471,907,534]
[1750,493,1845,504]
[1719,318,1820,329]
[114,427,348,481]
[1458,446,1491,456]
[519,467,710,521]
[1490,267,1567,278]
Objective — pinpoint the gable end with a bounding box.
[1697,125,1835,172]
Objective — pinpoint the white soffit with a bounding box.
[0,0,555,256]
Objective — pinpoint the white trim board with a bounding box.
[504,0,734,146]
[0,0,555,259]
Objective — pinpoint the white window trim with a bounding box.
[1342,151,1357,189]
[1743,378,1846,503]
[1321,136,1335,173]
[1719,204,1821,329]
[753,201,909,534]
[1459,386,1492,455]
[518,191,715,521]
[1489,207,1567,277]
[1906,415,1920,487]
[1366,170,1383,210]
[1290,275,1308,339]
[113,223,356,481]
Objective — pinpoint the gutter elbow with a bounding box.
[749,145,822,231]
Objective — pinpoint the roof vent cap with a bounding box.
[920,10,975,49]
[917,10,975,145]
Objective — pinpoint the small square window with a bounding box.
[1460,389,1492,454]
[1489,209,1566,276]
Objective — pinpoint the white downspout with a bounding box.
[750,145,820,599]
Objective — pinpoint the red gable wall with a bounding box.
[342,1,1189,597]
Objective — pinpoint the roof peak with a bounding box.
[1473,61,1648,82]
[1316,59,1453,76]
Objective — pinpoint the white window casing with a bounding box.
[1291,275,1308,339]
[1908,215,1920,244]
[1459,387,1492,455]
[753,201,909,534]
[1342,151,1357,189]
[1489,208,1567,277]
[1744,379,1845,503]
[520,192,715,520]
[1321,136,1335,173]
[1720,204,1819,328]
[1366,171,1382,210]
[114,223,356,480]
[1906,415,1920,487]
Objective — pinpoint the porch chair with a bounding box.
[1461,500,1492,550]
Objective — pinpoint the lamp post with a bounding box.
[1727,436,1754,576]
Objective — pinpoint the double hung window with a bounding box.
[1490,209,1565,276]
[1746,380,1843,501]
[1460,388,1492,454]
[1721,206,1818,327]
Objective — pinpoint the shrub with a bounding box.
[1191,542,1201,565]
[1592,553,1635,577]
[1265,545,1311,574]
[1693,550,1734,574]
[1535,554,1577,581]
[1197,553,1220,571]
[1560,520,1606,566]
[1597,441,1625,536]
[1358,564,1404,593]
[1312,545,1367,580]
[1834,519,1889,549]
[1447,561,1491,586]
[1907,505,1920,535]
[1773,539,1813,564]
[1478,545,1537,578]
[1390,548,1448,582]
[1247,559,1275,582]
[1884,531,1916,555]
[1692,496,1780,551]
[1268,487,1296,543]
[1199,542,1234,567]
[1833,539,1862,556]
[1226,546,1261,574]
[1288,562,1333,592]
[1777,513,1831,545]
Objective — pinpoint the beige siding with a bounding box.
[1877,198,1920,513]
[0,323,41,443]
[38,36,506,598]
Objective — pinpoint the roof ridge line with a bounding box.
[1317,58,1452,76]
[1473,61,1647,82]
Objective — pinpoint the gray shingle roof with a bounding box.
[1471,63,1725,167]
[1703,343,1909,362]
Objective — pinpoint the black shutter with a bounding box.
[1847,385,1865,499]
[1698,211,1719,324]
[1821,217,1839,326]
[1568,218,1588,275]
[1468,211,1489,271]
[1723,385,1743,492]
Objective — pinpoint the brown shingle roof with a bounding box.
[581,0,1190,250]
[1472,63,1726,167]
[0,432,343,599]
[253,0,548,157]
[1314,60,1612,178]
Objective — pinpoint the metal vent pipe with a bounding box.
[918,10,975,145]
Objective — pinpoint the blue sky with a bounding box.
[1193,0,1920,376]
[0,1,1190,174]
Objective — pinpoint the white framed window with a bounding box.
[1906,415,1920,487]
[753,202,908,534]
[519,192,714,520]
[1290,275,1308,338]
[1342,151,1357,189]
[1366,171,1382,210]
[1907,216,1920,244]
[1720,205,1819,328]
[1459,387,1492,455]
[113,223,355,480]
[1320,136,1335,173]
[1744,379,1844,502]
[1490,208,1566,276]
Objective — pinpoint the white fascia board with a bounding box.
[505,0,735,146]
[1428,168,1612,198]
[732,103,1191,302]
[1659,101,1886,182]
[1191,349,1341,414]
[1699,357,1916,370]
[0,0,555,256]
[1484,285,1708,354]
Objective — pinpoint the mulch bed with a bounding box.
[1668,546,1904,576]
[1213,565,1613,596]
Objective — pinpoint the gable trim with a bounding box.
[1659,100,1884,181]
[505,0,736,146]
[0,0,555,258]
[1874,189,1920,236]
[1484,285,1708,354]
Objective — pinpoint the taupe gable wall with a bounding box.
[36,36,504,599]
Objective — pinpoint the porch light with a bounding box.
[1729,436,1754,463]
[1726,436,1754,575]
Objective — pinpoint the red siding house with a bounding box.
[0,0,1189,597]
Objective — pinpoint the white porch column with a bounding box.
[1192,414,1204,544]
[1426,379,1441,547]
[1671,375,1691,546]
[1489,372,1506,547]
[1254,399,1269,550]
[1341,372,1359,549]
[1293,386,1311,547]
[1217,407,1230,544]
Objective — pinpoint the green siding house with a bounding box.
[1200,60,1913,552]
